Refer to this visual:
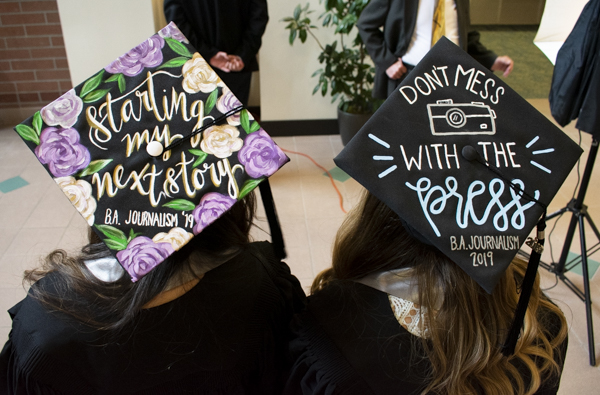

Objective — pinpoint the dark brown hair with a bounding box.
[24,192,256,332]
[313,190,567,395]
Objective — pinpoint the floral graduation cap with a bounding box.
[14,23,288,282]
[335,37,583,354]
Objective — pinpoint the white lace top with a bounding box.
[388,295,427,338]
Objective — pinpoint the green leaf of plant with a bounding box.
[32,111,42,135]
[205,89,218,114]
[165,37,192,58]
[104,238,128,251]
[249,121,260,133]
[299,29,307,43]
[239,178,264,200]
[241,109,251,133]
[158,57,189,69]
[95,224,127,243]
[289,29,297,45]
[163,199,196,211]
[83,89,111,103]
[117,74,126,93]
[77,159,113,177]
[80,70,104,98]
[15,124,39,145]
[293,4,301,20]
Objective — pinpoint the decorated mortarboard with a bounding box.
[336,37,583,354]
[335,37,583,294]
[14,22,288,282]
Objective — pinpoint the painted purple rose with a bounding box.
[216,87,242,125]
[41,89,83,128]
[105,35,165,77]
[192,192,236,235]
[116,236,174,282]
[158,22,189,43]
[35,127,90,177]
[238,130,288,178]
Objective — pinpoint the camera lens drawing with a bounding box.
[446,108,467,128]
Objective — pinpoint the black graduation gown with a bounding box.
[0,242,306,395]
[285,280,567,395]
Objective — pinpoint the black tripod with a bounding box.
[541,138,600,366]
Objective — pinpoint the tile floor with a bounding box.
[1,99,599,391]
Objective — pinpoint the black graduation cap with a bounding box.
[335,37,583,294]
[14,22,288,282]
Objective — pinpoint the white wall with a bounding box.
[260,0,338,121]
[56,0,334,121]
[56,0,155,87]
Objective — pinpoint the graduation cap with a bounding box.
[335,37,582,354]
[14,22,288,282]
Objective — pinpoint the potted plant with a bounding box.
[283,1,380,144]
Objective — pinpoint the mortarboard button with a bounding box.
[146,141,164,157]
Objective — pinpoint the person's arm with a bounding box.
[232,0,269,70]
[467,31,513,76]
[357,0,399,72]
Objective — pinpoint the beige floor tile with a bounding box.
[3,227,65,258]
[0,180,48,208]
[0,228,20,257]
[0,203,34,230]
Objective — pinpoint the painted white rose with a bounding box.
[182,53,221,94]
[200,124,243,158]
[55,176,97,225]
[152,227,193,251]
[41,89,83,128]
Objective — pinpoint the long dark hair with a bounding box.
[24,192,256,332]
[313,191,567,395]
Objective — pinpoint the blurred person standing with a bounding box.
[357,0,514,99]
[164,0,268,105]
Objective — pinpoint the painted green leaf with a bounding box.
[163,199,196,211]
[158,57,189,69]
[127,228,141,243]
[249,121,260,133]
[80,70,104,98]
[165,37,192,58]
[189,149,206,156]
[104,238,128,251]
[239,178,264,199]
[106,73,126,93]
[32,111,43,135]
[83,89,111,103]
[95,224,127,243]
[241,109,251,133]
[15,124,39,145]
[105,74,120,82]
[117,74,126,93]
[77,159,113,177]
[205,89,218,114]
[189,149,208,167]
